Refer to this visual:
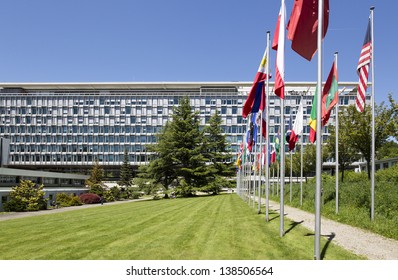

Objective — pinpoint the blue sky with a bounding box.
[0,0,395,105]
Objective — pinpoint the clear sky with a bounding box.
[0,0,395,105]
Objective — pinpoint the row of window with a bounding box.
[11,153,150,164]
[1,125,164,135]
[0,95,242,107]
[0,175,85,185]
[11,143,148,153]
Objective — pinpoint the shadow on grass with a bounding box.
[305,232,336,260]
[284,220,304,235]
[264,210,288,222]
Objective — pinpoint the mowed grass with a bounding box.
[0,194,363,260]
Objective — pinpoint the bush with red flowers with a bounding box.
[79,193,101,204]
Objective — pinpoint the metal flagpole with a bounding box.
[335,52,339,214]
[272,165,275,196]
[290,150,293,202]
[300,87,310,206]
[244,116,250,203]
[265,31,271,221]
[277,162,279,196]
[279,0,286,238]
[300,124,303,207]
[252,133,257,208]
[314,0,324,260]
[370,6,375,222]
[256,116,262,212]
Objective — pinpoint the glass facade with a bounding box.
[0,82,367,173]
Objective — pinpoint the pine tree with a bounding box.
[86,159,105,195]
[144,97,209,196]
[145,122,178,197]
[5,180,47,211]
[168,96,209,191]
[204,111,234,177]
[87,159,104,185]
[120,149,133,188]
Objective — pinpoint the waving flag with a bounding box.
[309,89,318,143]
[322,61,339,126]
[273,0,286,99]
[287,0,329,61]
[289,99,304,151]
[285,113,293,143]
[242,48,270,118]
[275,128,281,161]
[246,113,258,152]
[309,59,339,143]
[255,111,267,138]
[269,143,276,165]
[356,18,372,112]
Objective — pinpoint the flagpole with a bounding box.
[299,88,309,207]
[257,114,262,213]
[265,31,271,221]
[370,6,375,221]
[335,52,339,215]
[287,110,293,202]
[290,150,293,202]
[314,0,324,260]
[300,109,303,207]
[279,0,286,238]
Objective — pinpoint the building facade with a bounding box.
[0,167,89,211]
[0,82,367,177]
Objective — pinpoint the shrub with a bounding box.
[131,192,142,199]
[344,170,368,182]
[4,180,47,212]
[69,195,83,206]
[110,186,122,200]
[3,199,25,212]
[375,163,398,183]
[89,184,104,196]
[56,193,82,207]
[80,193,101,204]
[103,190,115,202]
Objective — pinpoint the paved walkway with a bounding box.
[259,198,398,260]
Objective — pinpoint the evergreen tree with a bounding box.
[202,111,234,193]
[145,122,178,197]
[86,159,105,195]
[145,97,209,196]
[168,97,209,192]
[120,149,133,188]
[4,180,47,212]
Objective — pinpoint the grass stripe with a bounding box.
[0,194,362,260]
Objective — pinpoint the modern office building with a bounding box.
[0,167,89,211]
[0,81,368,177]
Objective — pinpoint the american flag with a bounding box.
[356,18,372,112]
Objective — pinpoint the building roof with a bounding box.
[0,167,89,180]
[0,81,360,92]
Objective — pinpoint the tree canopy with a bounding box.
[325,94,397,179]
[143,97,233,196]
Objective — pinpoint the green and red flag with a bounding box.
[309,60,339,143]
[322,61,338,126]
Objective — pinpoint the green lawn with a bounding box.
[0,194,363,260]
